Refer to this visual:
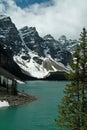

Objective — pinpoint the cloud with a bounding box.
[0,0,87,39]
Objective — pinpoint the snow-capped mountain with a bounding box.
[58,35,78,52]
[0,15,23,54]
[0,15,77,79]
[43,34,72,65]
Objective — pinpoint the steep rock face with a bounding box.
[43,34,61,58]
[58,35,68,46]
[19,27,72,66]
[19,26,44,57]
[0,15,22,54]
[58,35,78,52]
[0,44,33,80]
[43,34,72,65]
[0,15,77,79]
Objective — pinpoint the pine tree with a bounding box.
[57,28,87,130]
[11,80,17,96]
[0,76,1,86]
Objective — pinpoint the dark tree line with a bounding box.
[0,77,17,96]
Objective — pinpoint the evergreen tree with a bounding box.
[3,79,6,88]
[11,80,17,95]
[0,76,1,86]
[57,28,87,130]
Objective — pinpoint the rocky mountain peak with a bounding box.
[0,15,13,30]
[19,26,39,38]
[58,35,67,46]
[0,15,9,20]
[43,34,54,40]
[0,15,22,54]
[0,15,76,79]
[59,35,67,41]
[58,35,78,52]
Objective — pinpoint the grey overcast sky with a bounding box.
[0,0,87,39]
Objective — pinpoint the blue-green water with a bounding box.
[0,81,67,130]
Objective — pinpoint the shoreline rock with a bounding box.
[0,92,37,107]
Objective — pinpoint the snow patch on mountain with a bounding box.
[14,55,49,79]
[0,15,78,79]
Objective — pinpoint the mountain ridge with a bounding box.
[0,15,77,80]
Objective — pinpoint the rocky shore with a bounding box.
[6,93,36,107]
[0,87,37,107]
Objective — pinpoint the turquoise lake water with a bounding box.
[0,81,68,130]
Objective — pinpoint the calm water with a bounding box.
[0,81,68,130]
